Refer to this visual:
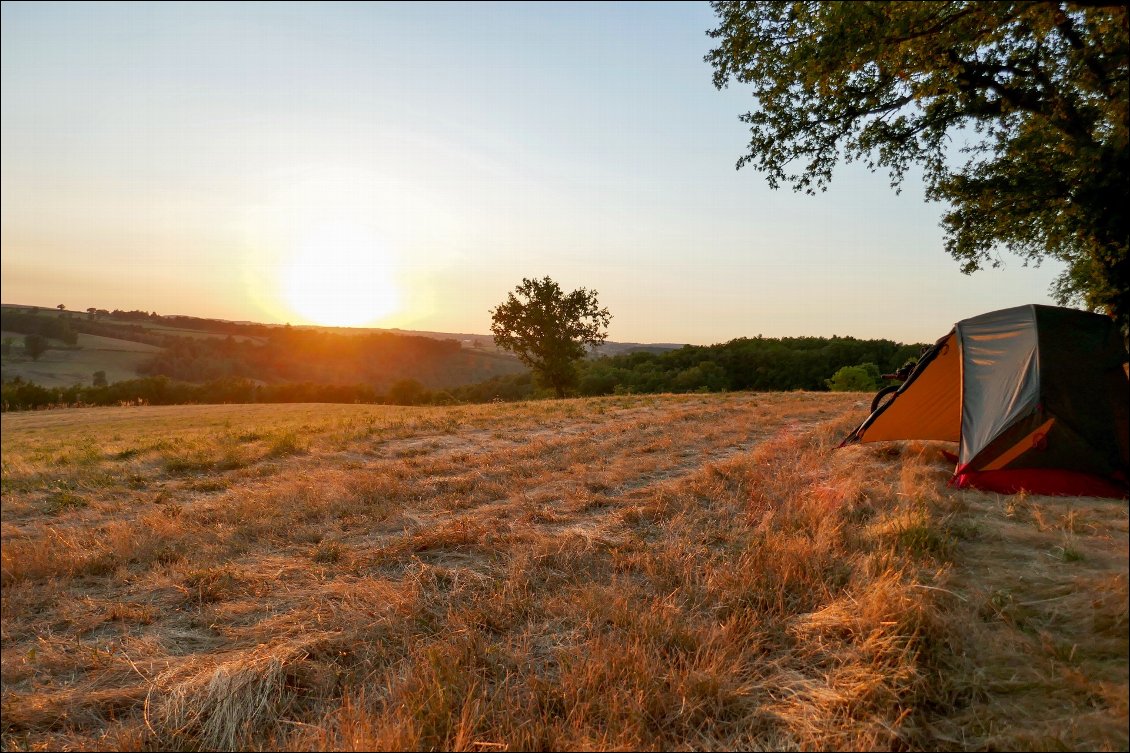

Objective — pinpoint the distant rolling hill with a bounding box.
[291,321,684,357]
[590,341,686,357]
[1,304,680,389]
[1,303,682,389]
[0,330,161,388]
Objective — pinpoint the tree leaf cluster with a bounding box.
[707,1,1128,335]
[826,363,883,392]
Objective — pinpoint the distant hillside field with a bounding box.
[1,330,161,388]
[1,305,528,391]
[2,392,1124,751]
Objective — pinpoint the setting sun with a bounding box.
[280,224,401,327]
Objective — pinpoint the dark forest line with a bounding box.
[2,331,924,410]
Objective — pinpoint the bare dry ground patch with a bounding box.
[1,392,1126,751]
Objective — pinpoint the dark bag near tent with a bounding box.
[841,305,1129,498]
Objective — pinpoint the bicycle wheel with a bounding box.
[870,385,900,413]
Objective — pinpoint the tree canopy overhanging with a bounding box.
[706,1,1128,338]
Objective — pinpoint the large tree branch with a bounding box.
[808,93,916,127]
[947,51,1096,144]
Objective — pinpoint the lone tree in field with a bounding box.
[23,334,47,361]
[490,276,612,398]
[706,2,1128,337]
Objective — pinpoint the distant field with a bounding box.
[1,393,1126,751]
[0,331,159,387]
[139,324,266,343]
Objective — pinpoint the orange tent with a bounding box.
[840,305,1129,497]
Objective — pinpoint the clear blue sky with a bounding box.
[1,1,1064,345]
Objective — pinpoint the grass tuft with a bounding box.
[151,647,303,750]
[268,430,308,458]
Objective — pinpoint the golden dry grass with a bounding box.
[1,392,1126,751]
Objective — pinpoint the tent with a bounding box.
[840,304,1129,498]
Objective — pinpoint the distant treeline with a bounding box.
[2,308,171,348]
[575,335,923,394]
[3,305,926,410]
[139,332,920,395]
[128,333,921,400]
[0,310,80,346]
[109,309,277,337]
[137,328,522,389]
[453,335,925,401]
[2,376,373,411]
[0,373,545,411]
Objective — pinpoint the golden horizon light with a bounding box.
[278,223,402,328]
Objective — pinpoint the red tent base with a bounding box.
[951,468,1128,498]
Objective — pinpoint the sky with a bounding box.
[1,1,1066,346]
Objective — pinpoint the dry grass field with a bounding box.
[1,392,1126,751]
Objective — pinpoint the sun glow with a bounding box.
[280,224,401,327]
